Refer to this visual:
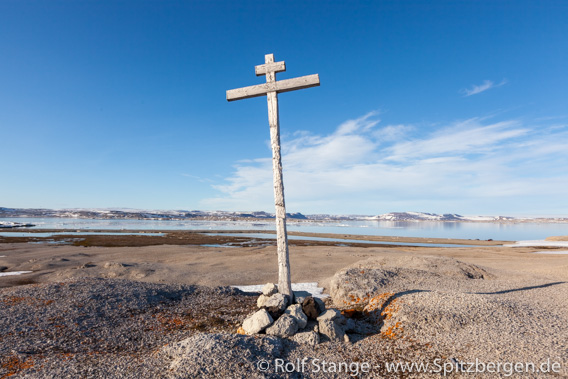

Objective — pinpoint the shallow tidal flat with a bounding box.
[1,230,567,377]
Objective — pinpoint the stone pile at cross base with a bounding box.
[237,283,380,345]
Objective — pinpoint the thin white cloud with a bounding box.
[202,113,568,215]
[461,79,507,97]
[181,173,213,183]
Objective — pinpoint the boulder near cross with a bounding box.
[226,54,320,298]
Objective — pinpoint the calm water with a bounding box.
[0,231,165,238]
[1,217,567,241]
[206,233,483,248]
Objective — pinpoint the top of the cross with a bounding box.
[255,53,286,77]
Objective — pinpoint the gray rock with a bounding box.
[262,283,278,296]
[264,293,288,312]
[257,294,269,308]
[242,309,273,335]
[318,319,345,342]
[304,320,319,334]
[291,330,320,345]
[284,304,308,329]
[103,261,125,269]
[265,314,298,337]
[316,309,342,322]
[315,297,326,313]
[345,318,356,332]
[329,256,493,306]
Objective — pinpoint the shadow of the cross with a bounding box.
[470,281,566,295]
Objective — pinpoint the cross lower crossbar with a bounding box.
[226,74,320,101]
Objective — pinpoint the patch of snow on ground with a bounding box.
[504,240,568,247]
[0,271,33,277]
[232,282,328,298]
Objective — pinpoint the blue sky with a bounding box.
[1,0,567,216]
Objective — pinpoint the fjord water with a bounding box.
[1,217,566,241]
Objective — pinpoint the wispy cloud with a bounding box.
[461,79,507,97]
[181,173,212,183]
[202,113,568,215]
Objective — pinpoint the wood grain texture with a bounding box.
[226,54,320,299]
[266,90,292,298]
[226,74,320,101]
[255,61,286,76]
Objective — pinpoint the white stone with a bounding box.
[284,304,308,329]
[257,294,270,308]
[262,283,278,296]
[265,314,298,337]
[242,309,273,335]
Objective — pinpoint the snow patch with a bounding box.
[232,282,328,298]
[0,271,33,277]
[505,240,568,247]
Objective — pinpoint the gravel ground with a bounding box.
[329,256,568,378]
[1,278,447,378]
[1,262,567,378]
[0,278,257,378]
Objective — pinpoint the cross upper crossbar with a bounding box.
[226,53,320,101]
[255,61,285,77]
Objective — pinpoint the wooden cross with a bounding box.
[226,54,320,298]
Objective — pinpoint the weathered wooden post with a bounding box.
[226,54,320,298]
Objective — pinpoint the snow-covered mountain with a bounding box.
[0,207,307,221]
[1,207,565,223]
[367,212,517,222]
[369,212,464,221]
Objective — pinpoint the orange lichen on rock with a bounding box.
[340,291,406,339]
[363,293,404,340]
[364,292,394,310]
[381,322,403,339]
[236,326,246,335]
[342,293,371,309]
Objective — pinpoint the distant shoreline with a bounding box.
[2,207,567,223]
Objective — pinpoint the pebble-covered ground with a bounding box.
[1,278,449,378]
[2,261,567,378]
[0,279,257,378]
